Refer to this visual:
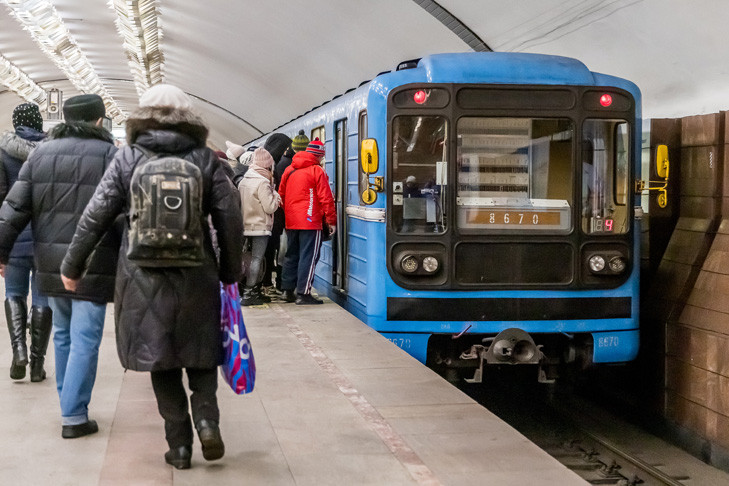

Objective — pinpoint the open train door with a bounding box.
[332,119,349,293]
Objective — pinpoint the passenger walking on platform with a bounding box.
[0,94,119,438]
[261,133,292,293]
[0,103,53,382]
[60,84,243,470]
[240,147,281,306]
[278,138,336,304]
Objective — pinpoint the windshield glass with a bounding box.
[391,115,448,234]
[456,117,574,232]
[581,119,630,234]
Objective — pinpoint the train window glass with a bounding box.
[391,115,448,234]
[456,117,573,232]
[311,126,325,150]
[581,119,630,235]
[358,111,368,204]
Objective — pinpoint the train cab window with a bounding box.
[358,111,368,204]
[391,116,448,234]
[311,126,325,150]
[581,120,630,235]
[456,117,574,232]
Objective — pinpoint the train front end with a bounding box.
[364,53,641,382]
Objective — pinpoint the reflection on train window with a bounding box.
[456,117,574,232]
[581,119,630,235]
[391,116,448,234]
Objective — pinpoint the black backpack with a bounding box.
[127,145,205,267]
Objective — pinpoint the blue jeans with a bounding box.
[4,257,48,307]
[47,297,106,426]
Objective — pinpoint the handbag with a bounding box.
[220,283,256,394]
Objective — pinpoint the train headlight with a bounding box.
[422,256,439,273]
[401,255,419,273]
[588,255,605,272]
[608,256,626,274]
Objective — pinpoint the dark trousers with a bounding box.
[282,229,322,295]
[150,367,219,448]
[262,209,285,288]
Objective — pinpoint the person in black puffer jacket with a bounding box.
[0,103,53,383]
[0,94,119,440]
[60,84,243,470]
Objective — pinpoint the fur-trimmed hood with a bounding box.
[0,130,38,161]
[125,106,208,147]
[48,121,114,144]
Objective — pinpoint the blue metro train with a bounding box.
[248,52,641,382]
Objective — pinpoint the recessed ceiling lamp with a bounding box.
[110,0,165,97]
[0,54,47,105]
[2,0,126,123]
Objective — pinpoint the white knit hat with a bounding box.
[225,140,245,160]
[139,84,192,110]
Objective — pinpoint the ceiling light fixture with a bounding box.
[0,54,47,105]
[110,0,165,97]
[2,0,126,123]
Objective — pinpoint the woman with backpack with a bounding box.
[60,84,243,470]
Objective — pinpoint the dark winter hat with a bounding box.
[291,130,310,152]
[12,103,43,132]
[306,137,325,158]
[63,94,106,122]
[263,132,292,163]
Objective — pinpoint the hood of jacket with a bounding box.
[125,106,208,148]
[48,121,114,144]
[0,131,37,160]
[291,151,321,170]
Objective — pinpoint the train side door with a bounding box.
[333,119,348,293]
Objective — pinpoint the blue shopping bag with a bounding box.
[220,283,256,394]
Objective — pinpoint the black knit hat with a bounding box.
[12,103,43,132]
[263,133,292,163]
[63,94,106,122]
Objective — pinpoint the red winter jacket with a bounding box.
[279,151,336,230]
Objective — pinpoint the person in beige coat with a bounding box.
[239,147,280,305]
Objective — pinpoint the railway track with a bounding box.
[459,369,705,486]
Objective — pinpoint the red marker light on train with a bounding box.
[599,94,613,107]
[413,90,427,104]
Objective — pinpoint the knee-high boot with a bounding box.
[29,306,53,382]
[5,297,28,380]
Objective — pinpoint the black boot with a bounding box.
[196,419,225,461]
[5,298,28,380]
[29,306,53,382]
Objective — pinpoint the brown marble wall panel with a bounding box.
[667,323,729,377]
[681,113,721,147]
[680,146,721,197]
[665,390,711,439]
[679,196,721,219]
[661,227,715,265]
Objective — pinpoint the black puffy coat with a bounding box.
[0,122,119,302]
[61,107,243,372]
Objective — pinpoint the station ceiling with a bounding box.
[0,0,727,150]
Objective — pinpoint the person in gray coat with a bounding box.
[61,84,243,470]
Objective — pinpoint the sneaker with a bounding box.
[295,293,323,305]
[62,420,99,439]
